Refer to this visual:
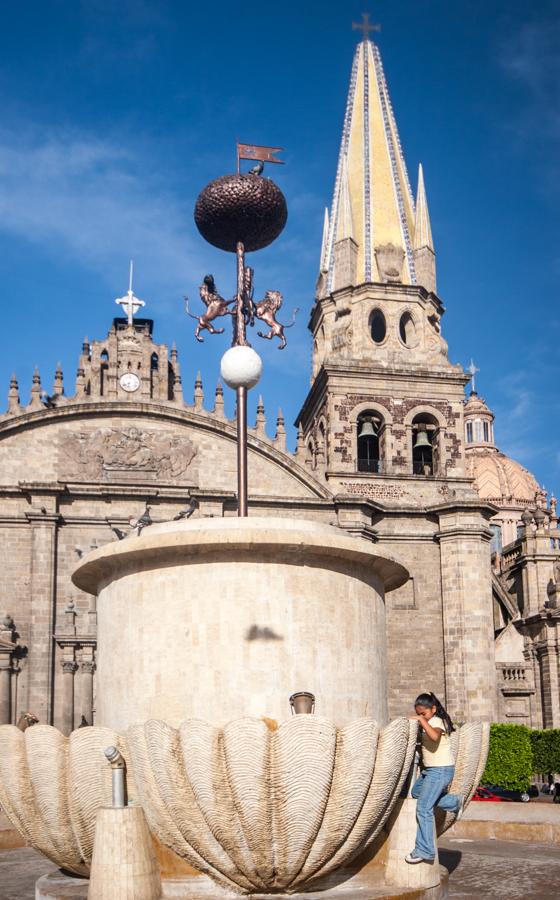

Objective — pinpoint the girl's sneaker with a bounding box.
[405,851,430,864]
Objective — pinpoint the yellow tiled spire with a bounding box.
[325,37,419,290]
[319,207,330,273]
[413,163,434,252]
[335,154,355,241]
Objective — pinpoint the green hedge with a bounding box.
[530,729,560,775]
[482,723,533,791]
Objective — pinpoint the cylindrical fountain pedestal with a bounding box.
[72,517,408,729]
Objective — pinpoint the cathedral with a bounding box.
[0,29,558,735]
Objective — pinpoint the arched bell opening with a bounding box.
[307,439,316,470]
[100,349,109,397]
[411,413,439,476]
[150,352,159,398]
[357,411,384,474]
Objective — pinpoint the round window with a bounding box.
[370,309,386,344]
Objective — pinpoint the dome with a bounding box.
[464,391,493,418]
[465,447,540,506]
[464,391,495,448]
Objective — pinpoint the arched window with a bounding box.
[490,524,502,555]
[411,413,439,476]
[100,349,109,397]
[357,411,383,473]
[318,422,326,465]
[483,421,489,441]
[370,309,386,344]
[150,353,159,398]
[307,440,316,470]
[399,312,416,346]
[474,419,482,442]
[466,422,473,443]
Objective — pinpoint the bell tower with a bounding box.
[297,23,498,724]
[298,30,468,488]
[75,272,182,403]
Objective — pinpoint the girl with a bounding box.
[405,691,463,864]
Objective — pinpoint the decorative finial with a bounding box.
[295,423,305,457]
[275,408,286,450]
[194,371,204,411]
[255,394,266,436]
[352,11,381,42]
[29,366,43,409]
[53,362,64,396]
[115,260,146,326]
[467,359,480,393]
[75,365,86,396]
[213,380,225,418]
[8,373,20,413]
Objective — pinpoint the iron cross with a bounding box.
[115,260,146,326]
[467,359,480,393]
[352,12,381,42]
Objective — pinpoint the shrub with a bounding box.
[530,729,560,775]
[482,723,533,791]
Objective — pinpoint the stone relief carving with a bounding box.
[61,427,197,482]
[426,309,449,360]
[374,243,404,282]
[331,323,353,354]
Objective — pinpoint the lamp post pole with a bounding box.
[237,385,248,517]
[189,159,290,520]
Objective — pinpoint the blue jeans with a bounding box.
[411,765,461,860]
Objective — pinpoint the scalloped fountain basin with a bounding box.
[0,716,489,897]
[71,517,408,730]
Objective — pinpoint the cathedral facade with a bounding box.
[0,33,558,734]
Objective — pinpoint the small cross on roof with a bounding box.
[115,260,146,326]
[352,12,381,42]
[467,359,480,393]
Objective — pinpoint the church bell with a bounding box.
[413,429,431,449]
[358,419,377,438]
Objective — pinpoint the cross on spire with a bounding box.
[352,11,381,42]
[467,359,480,393]
[115,260,146,326]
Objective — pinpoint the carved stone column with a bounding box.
[0,618,15,725]
[435,504,497,722]
[26,509,60,724]
[0,650,12,725]
[60,657,78,736]
[79,650,96,726]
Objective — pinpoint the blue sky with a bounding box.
[0,0,558,494]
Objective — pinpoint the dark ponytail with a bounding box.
[414,691,455,734]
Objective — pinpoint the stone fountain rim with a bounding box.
[71,516,408,596]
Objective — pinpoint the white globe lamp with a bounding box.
[220,346,263,391]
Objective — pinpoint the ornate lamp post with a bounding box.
[187,150,295,517]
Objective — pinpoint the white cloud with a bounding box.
[0,128,198,297]
[498,20,560,147]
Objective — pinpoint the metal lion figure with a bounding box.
[185,275,234,342]
[254,290,299,349]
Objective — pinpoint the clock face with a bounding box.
[119,372,140,393]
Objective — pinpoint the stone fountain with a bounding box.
[0,160,489,900]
